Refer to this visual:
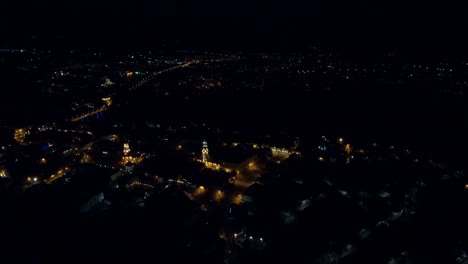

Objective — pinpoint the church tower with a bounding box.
[123,143,131,156]
[202,140,209,163]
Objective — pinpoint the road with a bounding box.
[44,167,70,184]
[220,163,263,263]
[187,161,262,262]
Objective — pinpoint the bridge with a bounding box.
[69,59,232,122]
[129,61,195,91]
[70,106,107,122]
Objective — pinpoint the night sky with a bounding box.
[2,0,468,53]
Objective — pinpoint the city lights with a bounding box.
[1,42,464,263]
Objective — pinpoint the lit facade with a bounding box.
[123,143,131,155]
[202,140,209,163]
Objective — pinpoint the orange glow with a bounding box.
[14,128,27,143]
[194,186,206,196]
[345,144,352,154]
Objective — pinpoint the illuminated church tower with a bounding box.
[123,143,131,156]
[202,140,209,163]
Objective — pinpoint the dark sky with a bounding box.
[2,0,468,52]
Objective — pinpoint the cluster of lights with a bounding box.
[271,147,289,153]
[97,164,115,169]
[81,154,91,163]
[122,155,143,164]
[0,169,7,178]
[128,182,154,189]
[123,143,131,155]
[234,233,264,243]
[56,128,92,135]
[14,128,28,143]
[102,97,112,107]
[205,161,221,168]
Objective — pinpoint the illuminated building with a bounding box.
[0,168,7,178]
[123,143,131,155]
[102,78,115,87]
[202,140,209,163]
[345,144,352,153]
[14,128,28,143]
[345,144,352,164]
[122,155,143,165]
[102,97,112,107]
